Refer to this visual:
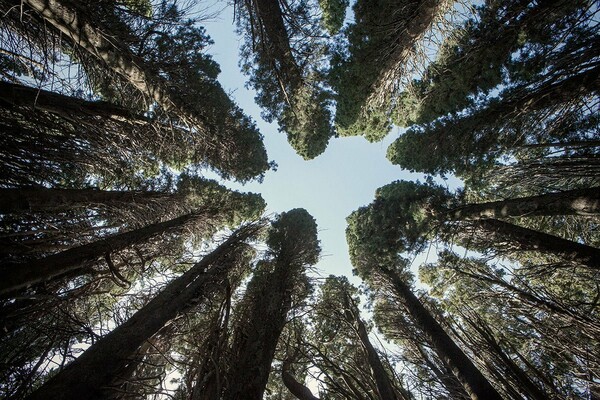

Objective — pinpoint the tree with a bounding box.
[5,0,270,182]
[330,0,450,141]
[348,180,600,269]
[386,0,599,176]
[234,0,334,159]
[222,209,320,399]
[23,223,264,400]
[308,275,408,400]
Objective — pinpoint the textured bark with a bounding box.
[0,212,204,296]
[0,187,171,213]
[382,268,503,400]
[448,187,600,220]
[251,0,301,88]
[24,225,258,400]
[223,264,295,400]
[282,361,320,400]
[0,81,143,121]
[476,218,600,269]
[22,0,178,114]
[344,302,400,400]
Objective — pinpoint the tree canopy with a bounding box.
[1,0,599,399]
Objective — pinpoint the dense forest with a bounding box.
[0,0,598,399]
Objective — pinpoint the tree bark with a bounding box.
[0,187,172,213]
[223,262,295,400]
[475,218,600,269]
[448,187,600,220]
[282,360,320,400]
[0,81,143,121]
[21,0,179,115]
[381,268,504,400]
[0,212,206,296]
[344,302,400,400]
[252,0,301,89]
[24,225,259,400]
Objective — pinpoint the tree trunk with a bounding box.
[0,81,143,121]
[21,0,179,115]
[466,314,548,400]
[24,225,259,400]
[344,301,399,400]
[252,0,301,89]
[224,263,295,400]
[448,187,600,219]
[282,360,320,400]
[0,212,206,296]
[0,187,172,213]
[475,218,600,269]
[381,268,504,400]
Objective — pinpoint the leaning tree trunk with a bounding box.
[0,212,209,296]
[24,224,260,400]
[447,187,600,220]
[343,296,401,400]
[282,360,320,400]
[0,187,173,213]
[21,0,180,116]
[381,268,504,400]
[474,218,600,269]
[0,81,143,121]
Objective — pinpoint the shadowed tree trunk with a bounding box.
[248,0,301,90]
[23,224,261,400]
[0,212,210,296]
[0,81,143,121]
[223,209,320,400]
[282,360,320,400]
[381,267,504,400]
[474,218,600,269]
[0,187,172,213]
[342,294,400,400]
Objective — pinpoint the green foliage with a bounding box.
[346,180,450,278]
[267,208,321,267]
[329,0,398,141]
[235,0,334,159]
[387,0,599,177]
[318,0,348,34]
[281,85,333,159]
[176,173,266,227]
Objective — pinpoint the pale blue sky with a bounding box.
[200,5,440,285]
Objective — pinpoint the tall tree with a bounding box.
[234,0,334,159]
[348,180,600,268]
[330,0,452,141]
[386,0,599,176]
[222,209,321,399]
[309,275,408,400]
[4,0,270,181]
[23,223,264,400]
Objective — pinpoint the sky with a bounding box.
[199,4,441,286]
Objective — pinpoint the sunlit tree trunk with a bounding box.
[24,225,259,400]
[21,0,178,114]
[448,187,600,220]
